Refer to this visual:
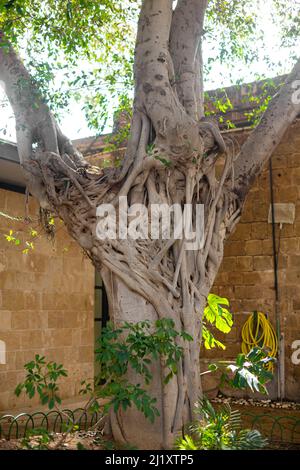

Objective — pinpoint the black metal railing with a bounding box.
[1,408,300,447]
[241,411,300,445]
[0,408,101,440]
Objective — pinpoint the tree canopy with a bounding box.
[1,0,299,137]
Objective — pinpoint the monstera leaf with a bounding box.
[204,294,233,334]
[202,325,226,350]
[225,348,274,394]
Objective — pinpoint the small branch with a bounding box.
[112,157,163,205]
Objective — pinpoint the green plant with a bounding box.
[76,442,88,450]
[15,354,67,409]
[15,301,273,449]
[21,428,54,450]
[94,318,193,423]
[201,295,274,394]
[15,355,104,449]
[15,319,192,430]
[1,209,60,255]
[175,397,267,450]
[202,293,233,350]
[203,347,274,394]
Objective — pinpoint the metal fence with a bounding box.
[241,410,300,446]
[1,407,300,447]
[0,408,101,440]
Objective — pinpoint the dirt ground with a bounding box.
[0,431,123,450]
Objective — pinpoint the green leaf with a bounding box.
[48,398,55,410]
[202,325,226,350]
[204,294,233,334]
[41,394,49,405]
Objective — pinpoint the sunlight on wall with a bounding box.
[0,340,6,365]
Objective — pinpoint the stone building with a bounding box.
[0,78,300,413]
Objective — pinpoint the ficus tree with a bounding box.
[0,0,300,449]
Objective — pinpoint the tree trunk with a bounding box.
[101,267,206,450]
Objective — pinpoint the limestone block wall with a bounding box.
[0,189,94,411]
[202,120,300,401]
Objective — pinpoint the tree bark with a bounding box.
[170,0,208,119]
[1,1,300,449]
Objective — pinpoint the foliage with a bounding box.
[204,89,235,128]
[175,397,268,450]
[4,228,36,254]
[14,355,100,449]
[15,325,274,448]
[204,0,299,88]
[201,295,273,394]
[0,0,138,133]
[0,211,37,254]
[94,319,193,423]
[1,210,75,255]
[243,78,285,126]
[15,354,67,409]
[202,325,226,351]
[202,293,233,350]
[204,294,233,333]
[15,319,192,424]
[204,347,274,394]
[1,0,299,138]
[102,94,133,155]
[21,428,54,450]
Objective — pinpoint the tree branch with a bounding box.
[170,0,208,120]
[234,58,300,200]
[0,32,86,206]
[0,32,58,161]
[133,0,201,164]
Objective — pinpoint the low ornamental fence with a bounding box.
[241,411,300,446]
[1,408,300,446]
[0,408,101,440]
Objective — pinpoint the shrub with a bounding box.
[175,397,267,450]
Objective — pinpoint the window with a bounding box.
[94,271,109,377]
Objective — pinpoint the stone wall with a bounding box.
[202,120,300,401]
[0,188,95,411]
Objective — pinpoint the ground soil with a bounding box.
[0,431,122,450]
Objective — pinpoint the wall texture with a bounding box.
[0,189,95,411]
[202,120,300,401]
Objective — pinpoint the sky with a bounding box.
[0,0,299,144]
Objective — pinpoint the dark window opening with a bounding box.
[95,271,109,329]
[94,271,110,380]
